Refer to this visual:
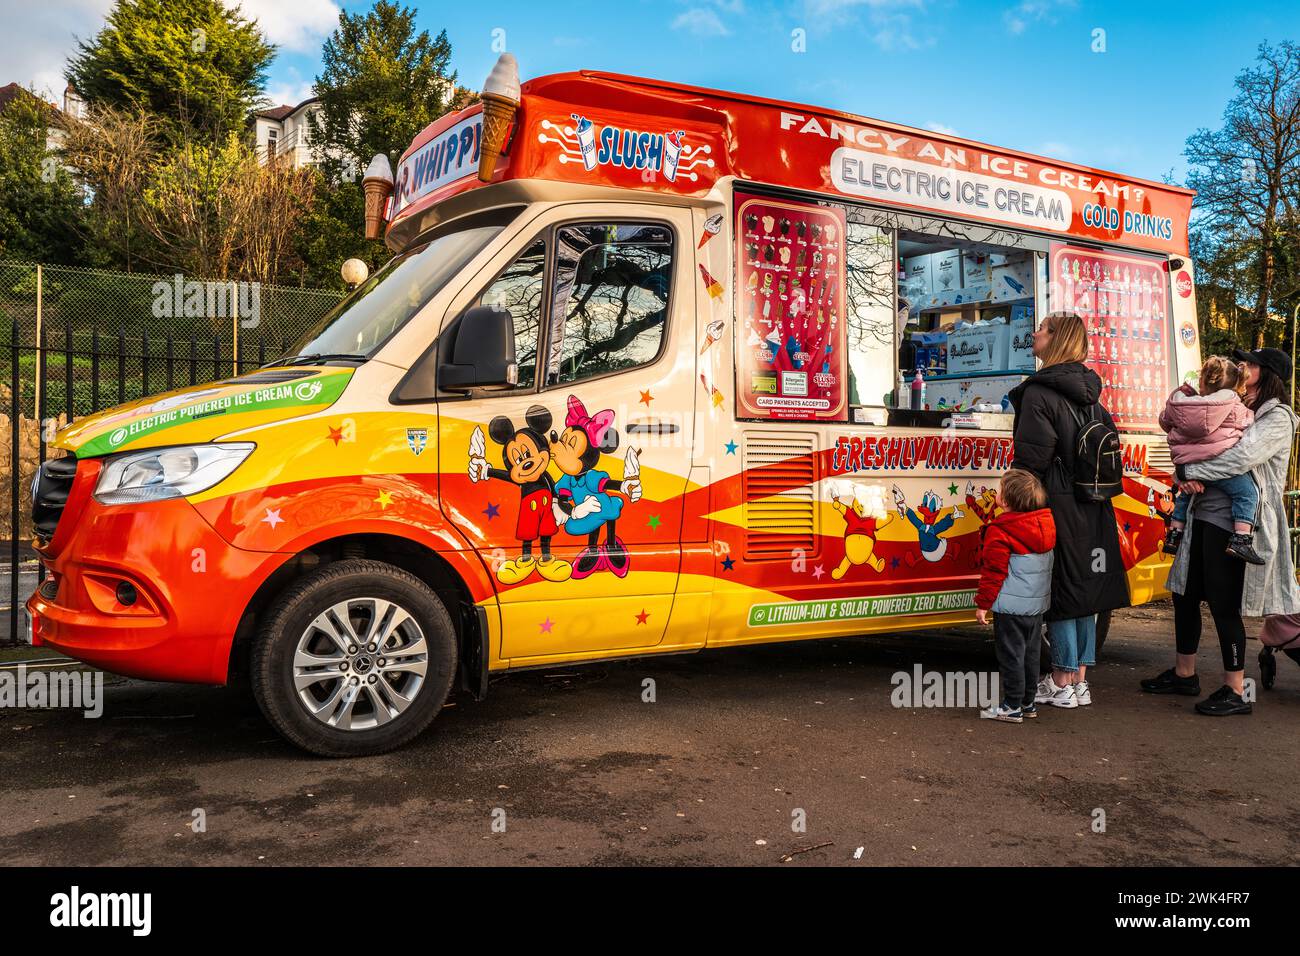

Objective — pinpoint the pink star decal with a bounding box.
[539,617,554,634]
[812,565,825,580]
[261,508,284,529]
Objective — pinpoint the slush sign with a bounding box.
[391,113,482,218]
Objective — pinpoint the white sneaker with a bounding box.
[979,701,1024,723]
[1035,678,1079,709]
[1074,681,1092,706]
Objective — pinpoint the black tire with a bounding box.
[251,559,457,757]
[1094,609,1111,659]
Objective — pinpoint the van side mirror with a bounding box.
[439,305,519,391]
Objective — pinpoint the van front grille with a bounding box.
[31,455,78,540]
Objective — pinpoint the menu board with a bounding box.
[1050,244,1169,431]
[735,193,847,420]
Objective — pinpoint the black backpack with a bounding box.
[1068,403,1123,502]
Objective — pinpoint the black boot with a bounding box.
[1162,526,1184,555]
[1260,646,1277,690]
[1225,532,1265,565]
[1140,667,1201,696]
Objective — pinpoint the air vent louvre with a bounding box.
[743,432,818,558]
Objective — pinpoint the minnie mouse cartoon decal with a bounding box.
[468,406,573,585]
[551,395,643,578]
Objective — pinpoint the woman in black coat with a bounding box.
[1008,312,1130,709]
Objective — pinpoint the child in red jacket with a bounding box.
[976,469,1057,723]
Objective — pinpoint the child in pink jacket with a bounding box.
[1160,356,1262,564]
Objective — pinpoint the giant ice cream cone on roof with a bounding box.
[478,53,521,182]
[362,153,394,240]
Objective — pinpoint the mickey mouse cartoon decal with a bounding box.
[551,395,642,579]
[468,406,573,585]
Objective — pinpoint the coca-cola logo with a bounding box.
[1175,270,1193,298]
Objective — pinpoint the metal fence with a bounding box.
[2,260,344,644]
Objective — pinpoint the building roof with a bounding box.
[253,96,320,122]
[0,82,61,119]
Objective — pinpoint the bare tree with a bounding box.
[57,104,158,271]
[1185,41,1300,348]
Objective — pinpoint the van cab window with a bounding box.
[283,209,516,365]
[473,237,546,388]
[545,223,672,386]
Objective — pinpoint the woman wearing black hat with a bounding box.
[1143,348,1300,715]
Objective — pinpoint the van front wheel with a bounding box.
[251,559,457,757]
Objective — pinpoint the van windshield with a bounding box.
[276,210,516,364]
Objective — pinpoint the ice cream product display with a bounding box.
[478,53,521,182]
[361,153,394,240]
[1051,244,1168,431]
[736,193,847,420]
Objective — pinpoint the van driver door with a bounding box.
[438,203,698,664]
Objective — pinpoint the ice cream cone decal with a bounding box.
[699,264,724,300]
[700,318,725,355]
[698,212,723,249]
[478,53,521,183]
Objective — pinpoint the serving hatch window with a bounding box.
[895,232,1039,415]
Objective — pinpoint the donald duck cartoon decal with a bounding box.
[893,484,964,566]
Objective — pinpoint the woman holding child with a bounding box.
[1006,312,1130,711]
[1143,348,1300,716]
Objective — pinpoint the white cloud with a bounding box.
[1003,0,1076,36]
[0,1,336,106]
[926,121,959,136]
[0,0,114,100]
[266,78,316,107]
[672,8,732,37]
[800,0,931,52]
[1035,140,1076,160]
[226,0,339,54]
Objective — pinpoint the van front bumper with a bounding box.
[26,465,283,684]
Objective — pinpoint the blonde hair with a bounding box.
[1199,355,1247,396]
[1000,468,1048,512]
[1037,312,1089,368]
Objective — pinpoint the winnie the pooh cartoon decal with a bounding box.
[828,481,894,578]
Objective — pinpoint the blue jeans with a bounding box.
[1171,473,1258,527]
[1048,615,1096,673]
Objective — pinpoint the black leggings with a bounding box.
[1172,519,1247,672]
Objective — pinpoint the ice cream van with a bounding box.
[27,54,1199,755]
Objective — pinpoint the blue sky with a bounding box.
[9,1,1297,184]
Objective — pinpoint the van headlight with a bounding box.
[94,443,255,504]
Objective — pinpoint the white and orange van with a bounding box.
[27,56,1199,755]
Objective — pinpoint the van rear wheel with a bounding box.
[251,559,457,757]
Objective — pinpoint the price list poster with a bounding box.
[1051,244,1170,430]
[736,193,848,421]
